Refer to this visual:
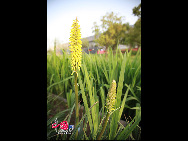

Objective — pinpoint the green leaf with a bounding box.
[69,100,98,140]
[117,112,141,140]
[78,70,94,135]
[47,108,71,126]
[130,107,141,110]
[109,51,128,139]
[47,76,74,91]
[118,84,130,119]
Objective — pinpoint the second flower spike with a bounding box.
[106,80,117,113]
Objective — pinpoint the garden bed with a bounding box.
[48,93,129,140]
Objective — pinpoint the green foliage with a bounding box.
[47,48,141,140]
[126,3,141,48]
[92,12,128,50]
[117,111,141,140]
[133,3,141,18]
[127,19,141,48]
[78,70,94,135]
[92,5,141,50]
[81,38,89,48]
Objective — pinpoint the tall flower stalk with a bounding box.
[97,80,117,140]
[69,17,82,139]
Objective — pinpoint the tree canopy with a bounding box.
[92,3,141,50]
[129,3,141,47]
[92,12,128,50]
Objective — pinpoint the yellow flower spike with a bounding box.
[69,17,82,76]
[106,80,117,113]
[97,80,117,140]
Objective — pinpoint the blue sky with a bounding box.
[47,0,141,50]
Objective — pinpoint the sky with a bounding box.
[47,0,141,50]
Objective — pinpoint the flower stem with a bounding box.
[97,112,110,140]
[74,71,79,140]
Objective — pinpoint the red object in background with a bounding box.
[88,49,92,51]
[121,48,141,53]
[97,48,141,54]
[128,48,141,51]
[97,50,106,54]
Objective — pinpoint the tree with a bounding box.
[133,18,141,47]
[92,22,101,47]
[92,12,128,50]
[133,3,141,18]
[127,3,141,48]
[81,38,89,48]
[119,23,132,45]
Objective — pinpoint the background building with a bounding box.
[55,34,133,55]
